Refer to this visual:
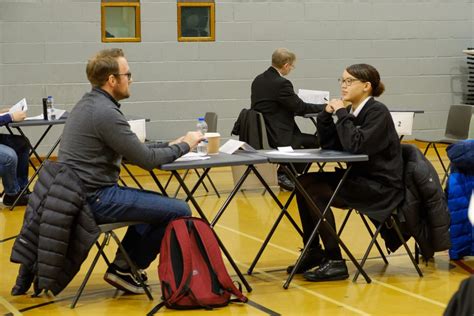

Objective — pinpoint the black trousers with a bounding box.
[295,172,348,260]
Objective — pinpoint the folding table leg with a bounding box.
[247,165,305,274]
[10,136,61,210]
[148,171,168,196]
[171,170,253,293]
[283,165,371,289]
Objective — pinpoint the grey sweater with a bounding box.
[58,88,189,194]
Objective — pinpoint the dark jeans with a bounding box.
[0,134,29,195]
[87,184,191,269]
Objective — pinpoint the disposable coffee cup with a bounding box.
[205,132,220,155]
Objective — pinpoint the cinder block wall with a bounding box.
[0,0,472,154]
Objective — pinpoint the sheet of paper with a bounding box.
[298,89,329,104]
[9,98,28,112]
[240,142,257,152]
[128,119,146,143]
[53,109,66,119]
[175,152,210,162]
[264,150,310,156]
[277,146,294,152]
[25,114,45,120]
[219,139,244,154]
[219,139,257,154]
[390,112,414,136]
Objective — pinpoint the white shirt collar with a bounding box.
[350,97,371,117]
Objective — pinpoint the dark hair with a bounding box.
[346,63,385,97]
[86,48,125,87]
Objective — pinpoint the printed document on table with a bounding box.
[175,152,210,162]
[298,89,329,104]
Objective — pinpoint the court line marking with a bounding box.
[216,223,448,309]
[371,279,446,308]
[0,296,22,315]
[216,225,370,315]
[234,260,370,316]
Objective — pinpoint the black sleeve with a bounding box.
[334,106,392,155]
[316,110,343,150]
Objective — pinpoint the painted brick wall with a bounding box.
[0,0,472,153]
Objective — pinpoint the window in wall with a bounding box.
[101,0,141,42]
[177,1,215,42]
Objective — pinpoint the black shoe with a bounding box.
[104,264,147,294]
[286,247,325,274]
[278,173,295,191]
[303,259,349,282]
[3,192,30,207]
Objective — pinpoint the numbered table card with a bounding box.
[390,112,414,136]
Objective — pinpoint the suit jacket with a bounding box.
[231,108,262,149]
[251,67,324,148]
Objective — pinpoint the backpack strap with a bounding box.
[192,218,248,303]
[162,218,194,305]
[147,302,165,316]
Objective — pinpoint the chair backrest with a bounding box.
[204,112,218,133]
[255,112,272,150]
[444,105,473,140]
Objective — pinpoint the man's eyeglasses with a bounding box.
[114,72,132,81]
[338,78,361,86]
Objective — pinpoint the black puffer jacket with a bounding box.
[398,144,451,259]
[10,161,100,295]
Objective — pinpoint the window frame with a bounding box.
[101,1,141,43]
[177,2,215,42]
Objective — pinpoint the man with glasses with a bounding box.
[58,48,203,294]
[251,48,325,191]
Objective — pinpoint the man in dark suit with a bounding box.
[251,48,325,190]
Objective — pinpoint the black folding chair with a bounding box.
[338,209,423,282]
[416,105,473,185]
[71,222,153,308]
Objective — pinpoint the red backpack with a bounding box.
[148,217,248,315]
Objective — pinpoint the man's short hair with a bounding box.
[271,48,296,69]
[86,48,125,87]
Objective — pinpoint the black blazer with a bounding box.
[317,97,404,221]
[251,67,324,147]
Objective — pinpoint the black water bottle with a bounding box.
[42,98,48,120]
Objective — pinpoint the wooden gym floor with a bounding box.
[0,143,472,315]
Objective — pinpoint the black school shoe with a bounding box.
[104,264,148,294]
[286,246,325,274]
[303,259,349,282]
[278,173,295,191]
[3,191,30,206]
